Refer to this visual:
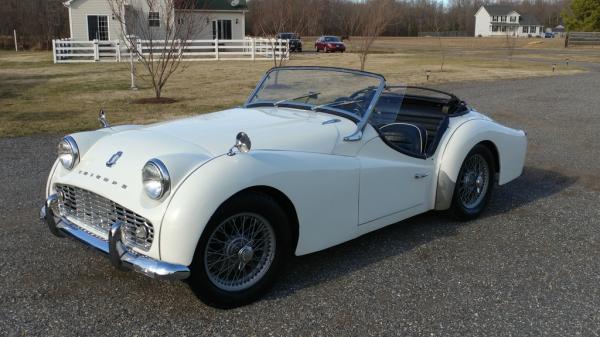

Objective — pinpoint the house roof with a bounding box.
[482,5,519,16]
[189,0,247,10]
[519,14,542,26]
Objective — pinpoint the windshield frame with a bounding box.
[244,66,386,141]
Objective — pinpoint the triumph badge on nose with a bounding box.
[106,151,123,167]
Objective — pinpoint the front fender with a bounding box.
[159,150,360,266]
[434,119,527,210]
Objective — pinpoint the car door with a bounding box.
[356,87,434,227]
[357,135,433,225]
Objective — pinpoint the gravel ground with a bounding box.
[1,63,599,336]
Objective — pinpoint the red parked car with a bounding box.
[315,36,346,53]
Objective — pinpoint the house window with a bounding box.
[501,26,507,32]
[492,16,498,22]
[87,15,109,41]
[501,16,507,22]
[212,20,232,40]
[530,26,536,33]
[149,12,160,27]
[492,25,499,32]
[523,26,529,33]
[510,16,517,22]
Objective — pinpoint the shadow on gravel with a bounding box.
[269,166,575,299]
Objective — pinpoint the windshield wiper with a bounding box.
[311,99,364,111]
[274,92,320,107]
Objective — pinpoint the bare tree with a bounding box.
[108,0,208,100]
[355,0,394,71]
[432,3,446,72]
[253,0,317,67]
[505,29,518,67]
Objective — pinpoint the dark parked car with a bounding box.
[544,32,555,38]
[277,32,302,52]
[315,36,346,53]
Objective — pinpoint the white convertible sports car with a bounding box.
[41,66,527,308]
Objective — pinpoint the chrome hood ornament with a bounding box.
[99,109,110,128]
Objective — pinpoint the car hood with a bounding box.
[142,107,352,156]
[61,106,354,198]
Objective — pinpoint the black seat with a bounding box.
[379,123,428,155]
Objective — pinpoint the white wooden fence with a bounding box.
[52,38,289,63]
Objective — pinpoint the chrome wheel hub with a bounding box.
[458,154,490,209]
[204,213,276,292]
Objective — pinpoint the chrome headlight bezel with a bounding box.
[57,136,80,170]
[142,159,170,200]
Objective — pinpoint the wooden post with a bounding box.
[52,39,57,63]
[93,39,99,61]
[215,38,219,60]
[116,40,121,62]
[13,29,18,52]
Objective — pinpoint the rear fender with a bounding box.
[434,119,527,210]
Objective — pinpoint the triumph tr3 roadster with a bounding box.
[41,66,527,308]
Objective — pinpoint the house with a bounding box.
[62,0,248,42]
[474,5,544,37]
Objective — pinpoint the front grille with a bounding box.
[55,184,154,251]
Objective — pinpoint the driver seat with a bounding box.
[379,123,428,155]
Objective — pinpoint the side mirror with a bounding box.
[228,132,252,156]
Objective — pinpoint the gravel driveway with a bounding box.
[1,64,599,336]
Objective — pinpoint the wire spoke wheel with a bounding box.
[204,213,276,292]
[457,154,490,209]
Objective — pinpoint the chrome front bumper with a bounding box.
[41,194,190,280]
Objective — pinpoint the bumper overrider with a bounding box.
[40,194,190,280]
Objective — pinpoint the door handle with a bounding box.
[414,173,429,179]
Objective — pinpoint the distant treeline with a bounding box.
[0,0,569,50]
[247,0,568,37]
[0,0,69,50]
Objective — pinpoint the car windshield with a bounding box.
[323,36,340,42]
[278,33,297,39]
[245,67,385,120]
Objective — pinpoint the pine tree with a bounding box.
[563,0,600,31]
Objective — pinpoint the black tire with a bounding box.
[188,192,292,309]
[449,144,495,221]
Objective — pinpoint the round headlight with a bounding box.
[57,136,79,170]
[142,159,170,200]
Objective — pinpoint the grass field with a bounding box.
[0,37,593,138]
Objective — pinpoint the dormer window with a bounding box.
[510,16,517,22]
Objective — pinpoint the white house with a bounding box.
[62,0,248,42]
[474,5,544,37]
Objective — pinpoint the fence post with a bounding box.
[178,39,183,60]
[251,38,256,61]
[14,29,18,52]
[52,39,57,64]
[116,40,121,62]
[93,39,99,61]
[215,38,219,60]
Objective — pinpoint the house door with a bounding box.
[88,15,109,41]
[212,20,232,40]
